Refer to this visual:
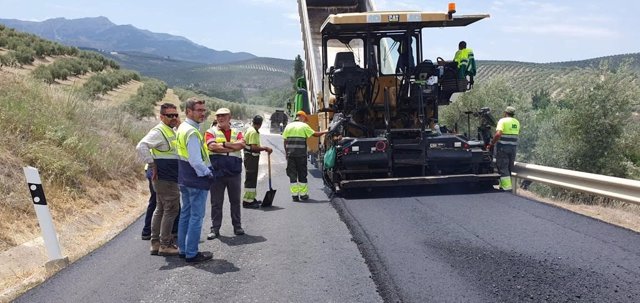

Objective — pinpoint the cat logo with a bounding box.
[388,14,400,22]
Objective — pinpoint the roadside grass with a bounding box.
[0,67,155,301]
[0,71,152,249]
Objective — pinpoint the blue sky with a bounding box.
[1,0,638,63]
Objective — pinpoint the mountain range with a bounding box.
[0,16,254,64]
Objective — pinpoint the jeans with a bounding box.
[177,185,208,258]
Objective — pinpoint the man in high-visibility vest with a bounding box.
[282,111,327,201]
[205,108,246,239]
[136,103,181,256]
[453,41,476,83]
[175,97,214,263]
[242,115,272,208]
[489,106,521,191]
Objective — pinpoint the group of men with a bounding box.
[136,98,325,264]
[133,39,519,263]
[136,98,266,263]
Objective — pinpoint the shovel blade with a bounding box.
[261,189,277,207]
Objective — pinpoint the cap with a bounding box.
[215,108,231,115]
[296,110,307,118]
[252,115,263,124]
[505,106,516,114]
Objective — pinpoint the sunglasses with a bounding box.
[163,113,179,118]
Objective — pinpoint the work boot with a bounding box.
[158,244,179,256]
[207,229,220,240]
[150,239,160,255]
[292,196,300,202]
[242,200,261,209]
[300,195,309,201]
[185,251,213,263]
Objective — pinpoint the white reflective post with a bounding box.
[23,166,69,272]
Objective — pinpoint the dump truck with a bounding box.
[297,0,498,193]
[270,109,288,133]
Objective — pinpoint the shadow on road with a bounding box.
[218,234,267,246]
[257,205,286,212]
[158,257,239,274]
[296,198,330,204]
[308,168,323,178]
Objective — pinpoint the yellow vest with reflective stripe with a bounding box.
[206,127,242,158]
[497,117,520,145]
[283,121,311,157]
[176,122,210,165]
[150,123,178,159]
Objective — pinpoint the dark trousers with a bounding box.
[243,154,260,202]
[496,144,517,177]
[143,175,179,236]
[210,173,242,231]
[142,176,156,236]
[286,156,308,183]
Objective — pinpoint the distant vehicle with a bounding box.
[270,110,288,133]
[230,120,246,131]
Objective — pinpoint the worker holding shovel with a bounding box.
[242,115,273,208]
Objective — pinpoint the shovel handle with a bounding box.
[268,153,272,190]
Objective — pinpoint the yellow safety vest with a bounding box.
[206,127,242,158]
[176,122,210,165]
[150,123,178,159]
[283,121,313,157]
[497,117,520,146]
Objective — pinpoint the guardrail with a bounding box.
[512,162,640,205]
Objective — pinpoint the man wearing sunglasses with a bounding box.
[136,103,181,256]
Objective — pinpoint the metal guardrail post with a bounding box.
[512,162,640,205]
[23,166,70,273]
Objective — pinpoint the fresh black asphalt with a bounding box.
[16,131,640,302]
[334,185,640,302]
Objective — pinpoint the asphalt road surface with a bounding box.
[334,185,640,302]
[16,128,640,302]
[16,131,381,303]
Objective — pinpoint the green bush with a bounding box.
[122,78,168,118]
[80,70,140,99]
[532,63,639,178]
[0,52,17,68]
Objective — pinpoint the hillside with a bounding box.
[170,57,293,89]
[476,53,640,95]
[0,17,255,64]
[98,49,205,77]
[0,25,174,300]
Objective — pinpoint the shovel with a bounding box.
[261,153,277,207]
